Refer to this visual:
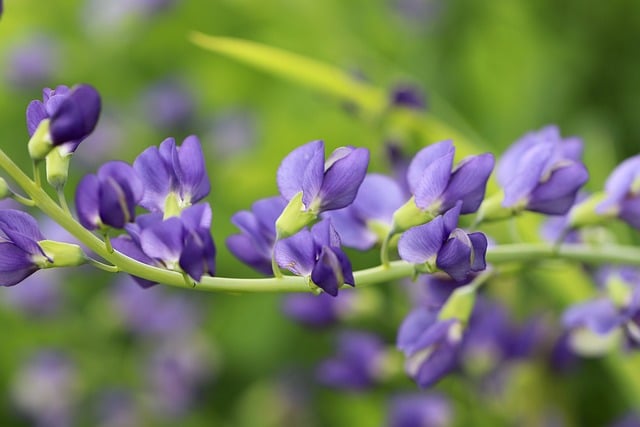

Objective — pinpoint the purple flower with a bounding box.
[76,161,144,230]
[562,267,640,354]
[390,84,427,110]
[322,173,405,250]
[141,79,195,131]
[316,331,386,391]
[133,135,210,213]
[277,140,369,214]
[404,140,494,216]
[226,196,287,274]
[0,209,49,286]
[497,125,589,215]
[282,290,355,328]
[387,393,452,427]
[397,307,462,387]
[398,203,488,282]
[2,269,62,316]
[274,219,354,296]
[27,84,101,153]
[11,351,77,427]
[114,203,216,282]
[5,35,59,89]
[597,155,640,229]
[110,276,199,337]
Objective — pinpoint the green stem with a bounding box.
[4,148,640,294]
[11,192,35,207]
[380,232,393,268]
[32,160,41,188]
[85,257,119,273]
[57,187,72,216]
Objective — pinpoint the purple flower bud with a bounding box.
[397,308,462,387]
[316,331,386,391]
[277,140,369,214]
[390,84,427,110]
[27,84,101,153]
[0,209,49,286]
[498,125,589,215]
[323,173,405,250]
[76,161,144,230]
[387,393,452,427]
[275,219,354,296]
[407,140,494,215]
[133,135,210,213]
[398,203,488,282]
[597,155,640,229]
[226,196,287,274]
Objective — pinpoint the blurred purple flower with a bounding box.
[27,84,102,153]
[608,412,640,427]
[282,290,355,328]
[141,79,195,131]
[1,270,62,316]
[74,111,126,168]
[405,273,470,309]
[4,36,58,89]
[11,351,77,427]
[147,335,215,417]
[76,160,144,230]
[387,393,452,427]
[397,307,462,387]
[398,203,488,282]
[0,209,49,286]
[498,125,588,215]
[133,135,210,213]
[95,390,140,427]
[597,155,640,229]
[110,276,200,337]
[316,331,386,391]
[275,219,354,296]
[405,140,494,216]
[277,140,369,214]
[390,84,427,110]
[226,196,287,275]
[323,173,405,250]
[209,110,257,158]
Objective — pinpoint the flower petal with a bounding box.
[133,146,172,212]
[179,228,216,281]
[140,217,184,264]
[49,84,101,145]
[274,229,316,276]
[226,234,272,275]
[440,153,494,214]
[502,141,554,208]
[407,141,454,194]
[468,232,488,272]
[75,174,101,230]
[413,150,454,210]
[173,135,210,203]
[26,100,48,137]
[0,242,38,286]
[0,209,45,242]
[398,216,445,264]
[317,147,369,211]
[397,308,439,354]
[277,140,324,201]
[527,162,589,215]
[111,236,157,288]
[436,233,473,282]
[352,173,405,223]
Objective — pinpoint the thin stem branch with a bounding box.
[11,192,36,207]
[85,257,119,273]
[57,187,72,216]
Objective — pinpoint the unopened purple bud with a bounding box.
[597,155,640,229]
[76,161,143,230]
[48,84,101,146]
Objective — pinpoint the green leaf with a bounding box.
[190,32,387,115]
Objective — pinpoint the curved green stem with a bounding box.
[11,192,35,207]
[380,232,393,268]
[56,187,72,216]
[85,257,119,273]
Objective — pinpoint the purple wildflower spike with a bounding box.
[226,196,287,274]
[498,125,589,215]
[398,203,488,282]
[26,84,101,155]
[277,140,369,214]
[75,161,144,230]
[0,209,48,286]
[397,308,462,387]
[316,331,386,391]
[274,219,354,296]
[133,135,210,213]
[323,173,405,250]
[597,155,640,229]
[282,290,356,328]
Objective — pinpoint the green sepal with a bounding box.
[474,191,517,224]
[275,192,317,239]
[567,192,609,228]
[438,283,477,326]
[0,177,10,199]
[38,240,87,268]
[605,274,633,308]
[27,119,54,161]
[391,197,436,234]
[163,192,184,219]
[45,146,72,189]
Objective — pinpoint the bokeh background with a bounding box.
[1,0,640,426]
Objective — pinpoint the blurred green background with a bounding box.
[1,0,639,426]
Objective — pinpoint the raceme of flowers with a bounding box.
[2,83,640,390]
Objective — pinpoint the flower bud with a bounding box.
[0,177,10,199]
[27,119,53,161]
[37,240,86,268]
[275,192,317,238]
[45,146,71,189]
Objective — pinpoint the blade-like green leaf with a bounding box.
[190,32,387,115]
